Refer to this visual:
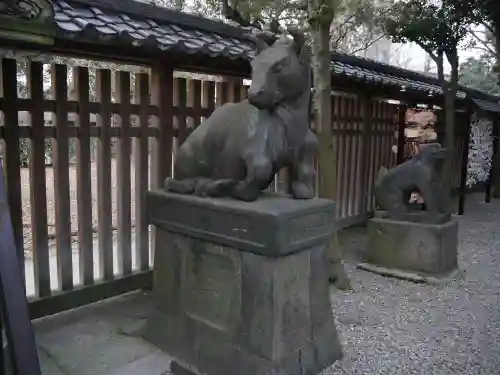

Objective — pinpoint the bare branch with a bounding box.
[349,33,386,55]
[481,21,494,35]
[469,30,496,56]
[330,24,353,49]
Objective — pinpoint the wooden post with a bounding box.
[485,115,499,203]
[0,315,3,372]
[134,73,151,271]
[1,60,24,274]
[115,71,132,276]
[150,63,174,186]
[174,78,187,145]
[96,69,114,281]
[396,102,407,165]
[74,67,94,286]
[51,64,73,291]
[215,81,229,107]
[187,79,202,137]
[28,61,51,297]
[359,94,372,212]
[0,161,42,375]
[458,108,472,215]
[150,63,174,266]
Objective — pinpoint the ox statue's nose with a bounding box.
[247,89,275,109]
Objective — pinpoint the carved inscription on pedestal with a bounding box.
[181,238,241,332]
[287,212,330,245]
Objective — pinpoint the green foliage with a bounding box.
[459,55,500,94]
[472,0,500,27]
[330,0,391,52]
[18,139,53,168]
[380,0,477,60]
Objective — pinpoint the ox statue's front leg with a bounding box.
[291,129,318,199]
[232,155,273,202]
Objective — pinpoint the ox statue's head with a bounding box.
[247,27,311,110]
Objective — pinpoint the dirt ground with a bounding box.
[20,159,141,253]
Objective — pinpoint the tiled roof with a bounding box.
[331,53,467,99]
[49,0,499,109]
[53,0,256,61]
[472,98,500,113]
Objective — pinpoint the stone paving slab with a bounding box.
[33,292,173,375]
[38,347,67,375]
[107,351,172,375]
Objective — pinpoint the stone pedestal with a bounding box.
[359,214,458,283]
[145,191,342,375]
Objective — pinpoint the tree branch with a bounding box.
[330,24,353,49]
[349,33,386,55]
[469,29,496,56]
[481,20,494,35]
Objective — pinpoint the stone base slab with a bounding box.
[361,217,458,280]
[170,360,201,375]
[373,210,451,225]
[144,192,342,375]
[357,262,460,284]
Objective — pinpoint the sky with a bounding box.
[396,42,480,74]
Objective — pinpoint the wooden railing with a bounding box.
[0,57,468,318]
[327,94,398,228]
[0,58,246,317]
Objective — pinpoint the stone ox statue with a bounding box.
[165,27,317,202]
[374,143,449,215]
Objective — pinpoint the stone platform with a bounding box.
[359,213,458,283]
[144,191,342,375]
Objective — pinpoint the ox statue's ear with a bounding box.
[249,29,270,53]
[287,26,311,65]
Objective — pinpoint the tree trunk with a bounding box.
[308,0,351,290]
[438,51,458,212]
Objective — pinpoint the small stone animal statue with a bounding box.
[374,143,448,215]
[165,26,318,202]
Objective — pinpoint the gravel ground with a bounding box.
[325,194,500,375]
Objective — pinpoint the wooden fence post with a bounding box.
[51,64,73,291]
[396,101,407,165]
[187,79,202,137]
[115,71,132,276]
[96,69,114,281]
[201,80,215,117]
[150,63,174,268]
[1,59,24,271]
[28,61,51,297]
[215,81,229,107]
[174,78,187,145]
[134,73,152,271]
[359,94,372,212]
[150,63,174,191]
[0,161,41,375]
[74,66,94,286]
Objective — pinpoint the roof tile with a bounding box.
[95,25,118,35]
[57,21,83,33]
[49,0,499,107]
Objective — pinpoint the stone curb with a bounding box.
[357,262,461,285]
